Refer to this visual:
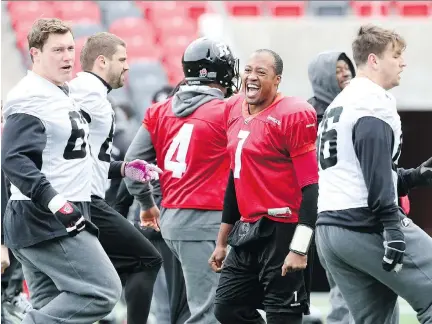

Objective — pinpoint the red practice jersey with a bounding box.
[226,94,318,223]
[144,97,229,210]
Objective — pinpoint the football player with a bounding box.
[125,37,239,324]
[1,18,122,324]
[315,24,432,324]
[69,32,163,324]
[212,49,319,324]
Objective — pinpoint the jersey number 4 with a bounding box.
[98,116,115,163]
[165,123,194,178]
[63,111,88,160]
[317,106,343,170]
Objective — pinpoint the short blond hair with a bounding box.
[352,24,406,67]
[80,32,126,71]
[28,18,72,62]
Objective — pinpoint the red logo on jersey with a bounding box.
[59,203,73,214]
[199,68,208,77]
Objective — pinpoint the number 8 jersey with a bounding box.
[317,77,402,213]
[3,71,91,202]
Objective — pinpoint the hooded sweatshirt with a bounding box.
[124,85,226,241]
[307,51,355,124]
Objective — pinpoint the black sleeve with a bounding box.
[1,113,58,209]
[108,161,123,179]
[221,170,241,224]
[112,179,135,218]
[1,171,10,244]
[353,116,401,228]
[299,183,318,228]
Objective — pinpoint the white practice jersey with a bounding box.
[3,71,92,202]
[69,72,115,198]
[317,77,402,213]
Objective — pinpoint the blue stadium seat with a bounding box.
[308,0,350,16]
[99,1,142,26]
[127,60,169,114]
[72,23,105,39]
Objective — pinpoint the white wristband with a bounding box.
[48,195,67,214]
[289,224,314,255]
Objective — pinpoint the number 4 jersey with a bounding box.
[317,77,402,216]
[144,92,229,210]
[3,71,91,202]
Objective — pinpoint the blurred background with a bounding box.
[1,1,431,323]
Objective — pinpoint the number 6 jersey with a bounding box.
[317,77,402,227]
[2,71,91,203]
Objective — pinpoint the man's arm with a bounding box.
[1,113,59,209]
[397,157,432,196]
[353,116,405,272]
[124,126,157,210]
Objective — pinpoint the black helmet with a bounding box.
[182,37,239,97]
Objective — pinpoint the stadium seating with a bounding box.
[6,0,431,115]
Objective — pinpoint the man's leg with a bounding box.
[11,231,122,324]
[165,239,220,324]
[214,246,265,324]
[91,197,162,324]
[149,234,190,324]
[316,225,400,324]
[325,270,354,324]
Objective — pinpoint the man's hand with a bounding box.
[1,245,10,274]
[419,157,432,185]
[140,206,160,231]
[382,228,405,273]
[48,195,86,236]
[124,160,162,183]
[208,245,228,273]
[281,252,307,276]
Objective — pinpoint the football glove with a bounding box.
[124,160,162,183]
[382,228,405,273]
[48,195,85,236]
[419,157,432,185]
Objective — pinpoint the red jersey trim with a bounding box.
[241,215,299,224]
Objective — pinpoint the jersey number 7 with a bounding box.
[317,106,343,170]
[165,123,194,178]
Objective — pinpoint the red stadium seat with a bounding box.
[142,1,188,22]
[266,1,305,17]
[225,1,264,16]
[14,19,37,50]
[109,17,155,41]
[8,1,56,28]
[163,57,185,85]
[154,16,197,43]
[178,1,210,21]
[394,1,431,16]
[123,35,161,62]
[54,1,101,24]
[73,37,88,76]
[351,1,392,16]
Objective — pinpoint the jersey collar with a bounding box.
[84,71,112,93]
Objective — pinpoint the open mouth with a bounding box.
[61,65,72,72]
[246,84,260,97]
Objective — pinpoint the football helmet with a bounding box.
[182,37,239,97]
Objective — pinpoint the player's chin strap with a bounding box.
[289,224,314,256]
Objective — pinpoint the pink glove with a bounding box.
[124,160,162,183]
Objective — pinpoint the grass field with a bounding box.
[311,292,419,323]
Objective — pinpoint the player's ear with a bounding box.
[96,55,107,69]
[29,47,40,62]
[275,75,282,87]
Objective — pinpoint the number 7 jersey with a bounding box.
[317,77,402,213]
[144,96,229,210]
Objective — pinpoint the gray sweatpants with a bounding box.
[316,219,432,324]
[325,270,354,324]
[165,239,220,324]
[11,231,122,324]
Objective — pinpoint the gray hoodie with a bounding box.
[307,51,355,123]
[124,85,225,241]
[172,85,225,117]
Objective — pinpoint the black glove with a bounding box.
[382,228,406,272]
[419,157,432,185]
[54,202,86,236]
